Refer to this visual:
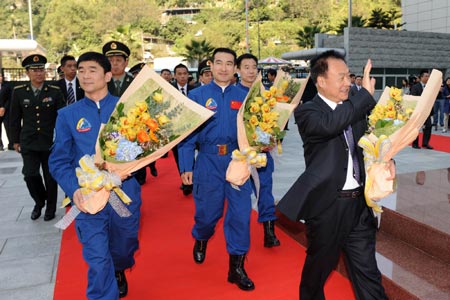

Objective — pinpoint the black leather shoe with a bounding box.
[115,270,128,298]
[422,145,434,150]
[31,206,42,220]
[150,165,158,177]
[182,184,193,196]
[193,240,207,264]
[412,144,420,149]
[44,214,55,221]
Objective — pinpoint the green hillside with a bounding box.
[0,0,401,66]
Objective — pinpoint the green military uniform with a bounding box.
[107,73,133,97]
[9,54,66,221]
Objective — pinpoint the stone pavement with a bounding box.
[0,120,449,300]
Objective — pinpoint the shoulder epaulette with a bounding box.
[13,84,27,90]
[48,85,61,90]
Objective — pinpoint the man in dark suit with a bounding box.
[172,63,194,195]
[277,50,395,300]
[56,55,84,105]
[349,74,362,97]
[9,54,66,221]
[411,70,433,149]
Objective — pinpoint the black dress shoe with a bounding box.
[182,184,193,196]
[412,144,420,149]
[150,166,158,177]
[115,270,128,298]
[44,214,55,221]
[193,240,207,264]
[31,206,42,220]
[422,145,434,150]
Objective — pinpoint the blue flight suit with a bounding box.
[49,94,141,300]
[236,83,276,223]
[178,81,252,255]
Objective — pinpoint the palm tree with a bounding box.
[336,16,366,34]
[366,8,391,29]
[185,39,215,66]
[296,25,323,49]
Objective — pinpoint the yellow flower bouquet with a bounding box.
[226,73,306,186]
[99,87,177,163]
[57,66,214,226]
[358,69,442,218]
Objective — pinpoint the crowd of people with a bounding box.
[0,43,443,300]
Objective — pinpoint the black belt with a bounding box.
[338,186,363,199]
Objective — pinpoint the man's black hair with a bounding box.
[212,48,237,64]
[60,55,76,67]
[173,64,188,74]
[419,69,429,78]
[267,68,277,77]
[310,50,346,84]
[237,53,258,68]
[77,52,111,73]
[160,68,171,74]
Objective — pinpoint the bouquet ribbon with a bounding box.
[55,155,132,230]
[358,134,394,221]
[231,148,267,168]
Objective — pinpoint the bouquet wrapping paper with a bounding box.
[56,66,214,228]
[358,69,442,219]
[226,72,307,187]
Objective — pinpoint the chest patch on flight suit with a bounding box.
[230,100,242,110]
[205,98,217,110]
[76,118,92,132]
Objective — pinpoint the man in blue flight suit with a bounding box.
[236,53,280,248]
[178,48,255,291]
[49,52,141,299]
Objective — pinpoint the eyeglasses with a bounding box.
[30,69,45,73]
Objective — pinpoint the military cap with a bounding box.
[129,62,146,76]
[198,59,211,75]
[102,41,130,58]
[22,54,47,69]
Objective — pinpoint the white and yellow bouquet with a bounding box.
[358,70,442,217]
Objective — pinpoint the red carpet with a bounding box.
[416,133,450,153]
[54,153,355,300]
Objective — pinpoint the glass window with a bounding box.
[385,76,396,87]
[374,76,383,90]
[371,68,384,74]
[385,68,407,74]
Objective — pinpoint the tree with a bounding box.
[296,25,322,49]
[335,16,367,34]
[104,24,145,64]
[160,16,188,41]
[184,39,214,65]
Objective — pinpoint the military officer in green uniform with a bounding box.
[102,41,133,97]
[10,54,65,221]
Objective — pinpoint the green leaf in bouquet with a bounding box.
[373,123,404,137]
[374,118,393,130]
[284,80,301,102]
